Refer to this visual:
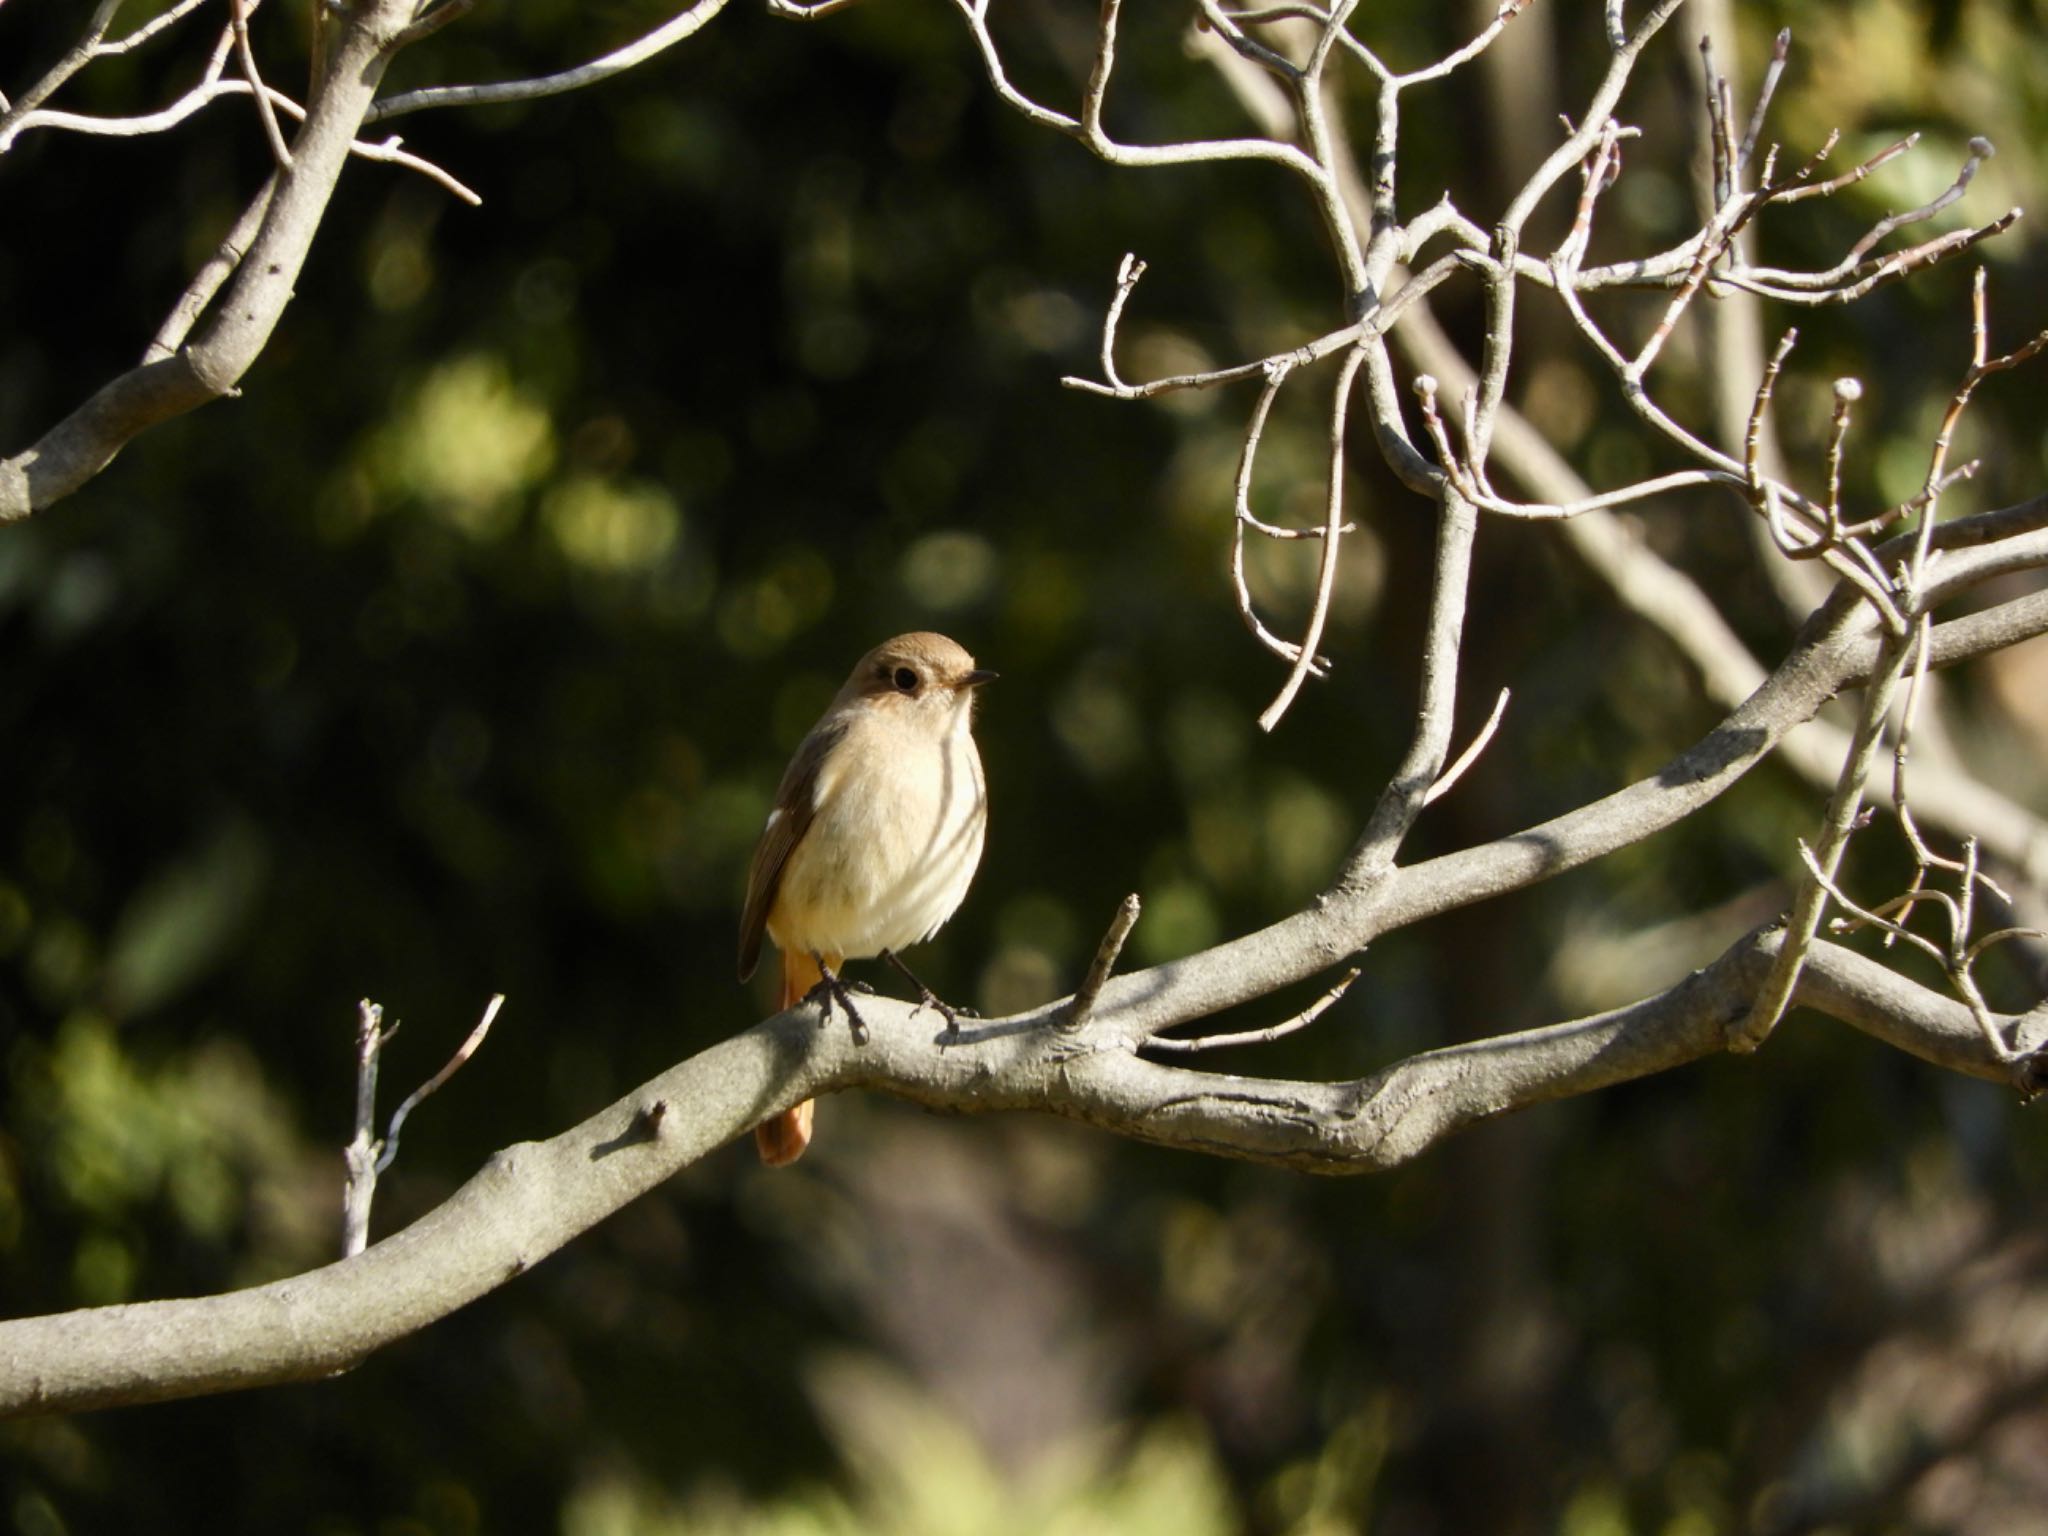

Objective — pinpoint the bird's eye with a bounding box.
[893,666,919,693]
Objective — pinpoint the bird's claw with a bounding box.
[804,971,871,1047]
[912,990,978,1040]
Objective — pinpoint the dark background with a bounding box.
[3,1,2047,1531]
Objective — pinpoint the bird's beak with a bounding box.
[961,668,998,689]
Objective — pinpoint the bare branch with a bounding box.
[1389,286,2048,895]
[1094,253,1147,393]
[1803,843,1949,966]
[0,77,475,204]
[387,0,477,52]
[2,77,245,152]
[1258,343,1367,730]
[1145,966,1361,1053]
[367,0,736,123]
[0,0,458,522]
[0,0,131,142]
[1423,686,1511,806]
[1737,27,1791,171]
[7,0,2047,1442]
[1063,323,1360,402]
[104,0,215,56]
[377,993,505,1175]
[1468,0,1691,466]
[1197,0,1304,83]
[1067,895,1142,1029]
[1847,135,1996,263]
[342,131,483,206]
[1464,468,1736,521]
[1231,359,1340,676]
[230,0,293,170]
[765,0,868,19]
[1341,487,1479,879]
[1773,131,1918,204]
[1824,375,1862,528]
[1,926,2033,1419]
[340,994,505,1258]
[340,1000,398,1259]
[1731,268,2048,1048]
[1386,0,1529,88]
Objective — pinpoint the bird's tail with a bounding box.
[755,948,833,1167]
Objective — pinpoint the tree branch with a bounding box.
[16,485,2045,1413]
[0,0,443,521]
[366,0,733,123]
[1,924,2032,1420]
[1387,298,2048,893]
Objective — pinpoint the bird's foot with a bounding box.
[804,965,872,1046]
[882,949,977,1039]
[923,989,971,1040]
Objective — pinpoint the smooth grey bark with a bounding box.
[0,929,2033,1419]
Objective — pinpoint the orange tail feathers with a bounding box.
[755,948,835,1167]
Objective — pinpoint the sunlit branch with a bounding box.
[367,0,737,122]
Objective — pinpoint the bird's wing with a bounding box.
[737,714,848,981]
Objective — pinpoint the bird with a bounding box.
[738,632,994,1166]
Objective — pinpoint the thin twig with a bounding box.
[1847,136,1996,263]
[1461,468,1735,521]
[1555,118,1629,274]
[1232,359,1338,676]
[104,0,213,55]
[1734,627,1915,1051]
[1072,0,1341,189]
[341,999,397,1258]
[1774,132,1917,204]
[1385,0,1529,89]
[1965,926,2048,967]
[387,0,476,52]
[1700,35,1732,206]
[347,133,483,206]
[1067,896,1141,1029]
[1423,687,1510,806]
[230,0,292,169]
[1468,0,1691,468]
[1733,213,2018,304]
[1802,843,1948,964]
[1098,253,1147,391]
[1196,0,1302,82]
[1891,614,1963,881]
[1145,967,1362,1053]
[1062,324,1359,401]
[1259,343,1367,731]
[1736,27,1791,171]
[764,0,868,17]
[0,0,127,143]
[1823,376,1862,532]
[367,0,736,123]
[340,994,504,1257]
[1745,328,1798,503]
[376,994,505,1174]
[1341,487,1479,881]
[2,78,481,201]
[1411,373,1469,495]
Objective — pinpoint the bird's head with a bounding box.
[840,631,996,739]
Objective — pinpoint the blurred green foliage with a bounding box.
[2,0,2047,1532]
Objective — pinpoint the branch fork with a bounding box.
[340,994,504,1257]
